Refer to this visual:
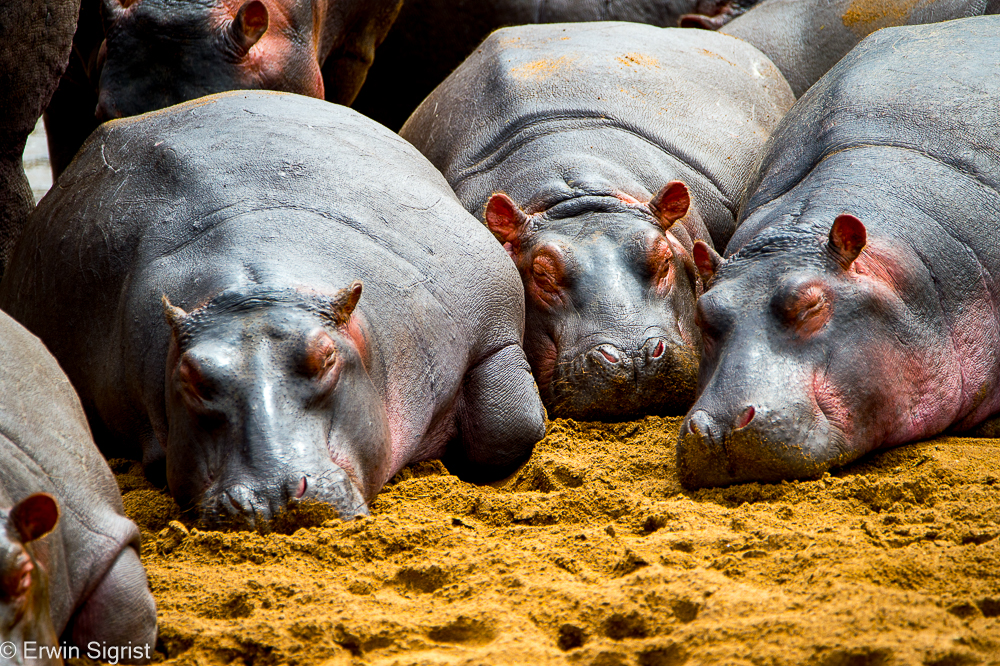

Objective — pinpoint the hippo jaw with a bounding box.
[0,496,60,665]
[162,285,391,530]
[487,191,704,420]
[678,216,949,489]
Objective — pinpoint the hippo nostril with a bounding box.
[652,339,665,358]
[734,406,755,430]
[296,477,308,499]
[229,494,241,512]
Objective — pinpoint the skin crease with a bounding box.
[488,192,704,418]
[162,291,387,527]
[678,19,1000,488]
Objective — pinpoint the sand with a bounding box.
[81,417,1000,665]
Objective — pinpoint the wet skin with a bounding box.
[678,18,1000,488]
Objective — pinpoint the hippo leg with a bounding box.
[450,344,546,480]
[69,547,157,662]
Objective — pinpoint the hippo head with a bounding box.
[678,214,933,488]
[0,494,60,664]
[486,183,703,420]
[162,282,391,529]
[678,0,761,29]
[96,0,322,120]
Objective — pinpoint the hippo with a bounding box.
[1,91,545,529]
[721,0,1000,97]
[678,17,1000,488]
[0,0,78,276]
[43,0,403,178]
[352,0,762,131]
[0,309,156,662]
[400,23,793,420]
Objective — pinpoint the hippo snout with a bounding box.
[678,403,848,489]
[550,337,697,419]
[198,466,369,530]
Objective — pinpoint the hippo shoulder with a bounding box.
[0,310,139,633]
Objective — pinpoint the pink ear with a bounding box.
[649,181,691,228]
[485,193,530,251]
[10,493,59,543]
[232,0,269,54]
[693,241,722,286]
[828,214,866,268]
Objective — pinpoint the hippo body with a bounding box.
[722,0,1000,97]
[0,310,156,661]
[352,0,762,131]
[0,0,79,276]
[2,91,545,528]
[43,0,403,178]
[679,18,1000,488]
[401,23,793,420]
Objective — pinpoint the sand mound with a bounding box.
[90,418,1000,665]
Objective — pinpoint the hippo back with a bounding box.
[732,16,1000,254]
[0,310,142,636]
[722,0,1000,97]
[401,22,793,250]
[1,91,525,473]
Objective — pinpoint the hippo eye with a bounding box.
[302,330,341,381]
[528,250,568,307]
[178,355,215,402]
[775,284,831,336]
[0,552,33,600]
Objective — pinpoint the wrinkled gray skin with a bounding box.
[402,23,793,421]
[0,310,157,662]
[0,0,79,277]
[722,0,1000,97]
[1,92,545,529]
[353,0,762,131]
[680,18,1000,488]
[43,0,402,179]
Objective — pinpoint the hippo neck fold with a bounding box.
[171,285,357,347]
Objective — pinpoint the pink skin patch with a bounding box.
[528,335,559,397]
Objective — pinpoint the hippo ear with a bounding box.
[693,241,722,287]
[828,214,867,269]
[101,0,126,31]
[328,281,363,326]
[162,295,189,338]
[649,181,690,229]
[485,193,532,256]
[10,494,59,544]
[230,0,269,55]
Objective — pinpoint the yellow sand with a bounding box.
[94,417,1000,665]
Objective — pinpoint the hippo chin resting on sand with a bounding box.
[401,22,793,421]
[678,17,1000,488]
[0,91,545,529]
[0,310,156,663]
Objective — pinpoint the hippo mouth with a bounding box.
[676,403,854,489]
[545,337,699,420]
[195,466,369,531]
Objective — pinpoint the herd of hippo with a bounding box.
[1,0,999,660]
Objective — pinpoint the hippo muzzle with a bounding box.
[677,400,851,489]
[549,333,699,420]
[198,461,369,530]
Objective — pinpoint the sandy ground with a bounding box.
[64,417,1000,666]
[28,113,998,666]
